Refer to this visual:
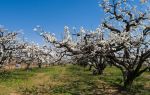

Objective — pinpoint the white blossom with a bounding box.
[63,26,72,43]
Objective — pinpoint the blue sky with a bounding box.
[0,0,103,44]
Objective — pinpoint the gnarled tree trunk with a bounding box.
[123,70,137,89]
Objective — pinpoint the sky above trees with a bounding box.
[0,0,103,44]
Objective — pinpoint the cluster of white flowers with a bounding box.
[109,32,130,47]
[98,40,109,47]
[34,25,57,43]
[63,26,72,43]
[45,33,56,43]
[20,42,54,65]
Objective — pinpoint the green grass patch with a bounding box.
[0,65,149,95]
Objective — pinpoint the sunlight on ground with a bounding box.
[0,65,149,95]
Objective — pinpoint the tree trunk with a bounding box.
[88,65,92,71]
[97,63,106,75]
[0,61,4,68]
[123,71,135,89]
[25,63,30,70]
[124,78,134,89]
[93,67,104,75]
[38,63,42,68]
[97,68,103,75]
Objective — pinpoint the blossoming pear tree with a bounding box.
[17,42,54,69]
[100,0,150,88]
[0,25,25,68]
[34,25,108,75]
[34,0,150,88]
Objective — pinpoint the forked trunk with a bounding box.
[97,63,106,75]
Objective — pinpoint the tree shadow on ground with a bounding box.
[99,73,150,95]
[20,66,117,95]
[19,65,150,95]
